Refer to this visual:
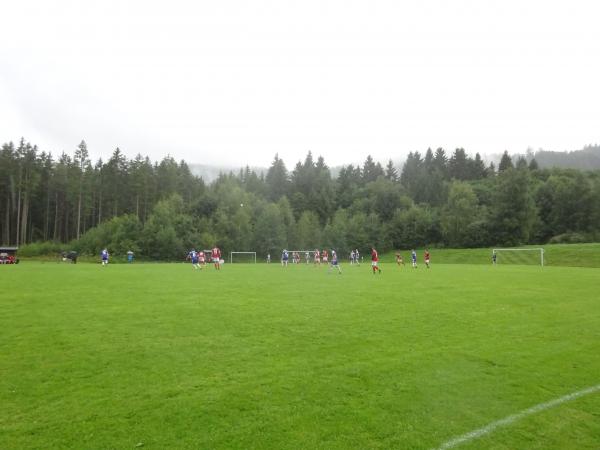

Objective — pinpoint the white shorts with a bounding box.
[323,257,328,262]
[425,259,430,264]
[371,261,378,267]
[212,257,220,263]
[315,258,320,262]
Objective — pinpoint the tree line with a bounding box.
[2,138,600,259]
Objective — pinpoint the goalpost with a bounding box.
[492,248,545,267]
[230,251,257,264]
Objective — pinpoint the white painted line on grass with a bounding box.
[434,383,600,450]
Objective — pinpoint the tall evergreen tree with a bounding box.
[470,153,487,179]
[433,147,448,176]
[498,151,514,172]
[516,156,528,170]
[528,158,539,170]
[362,155,384,183]
[74,140,89,239]
[424,148,434,172]
[448,148,469,180]
[265,154,289,201]
[385,159,398,181]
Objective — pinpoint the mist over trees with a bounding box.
[2,139,600,259]
[527,144,600,170]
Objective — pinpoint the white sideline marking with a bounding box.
[434,383,600,450]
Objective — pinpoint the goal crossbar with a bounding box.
[493,248,545,267]
[230,251,257,264]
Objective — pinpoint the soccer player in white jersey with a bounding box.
[101,248,109,266]
[281,249,289,267]
[328,250,342,274]
[188,249,200,269]
[411,250,417,268]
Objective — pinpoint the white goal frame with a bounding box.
[492,248,545,267]
[230,251,257,264]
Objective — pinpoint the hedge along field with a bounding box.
[2,261,600,449]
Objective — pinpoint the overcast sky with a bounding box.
[2,0,599,167]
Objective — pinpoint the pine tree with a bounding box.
[74,140,89,239]
[516,157,528,170]
[471,153,487,179]
[385,159,398,181]
[528,158,539,170]
[448,148,469,180]
[424,148,434,172]
[362,155,384,183]
[498,151,514,172]
[433,148,448,176]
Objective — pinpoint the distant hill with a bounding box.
[188,163,350,182]
[189,146,600,181]
[189,159,400,182]
[532,145,600,170]
[188,164,267,182]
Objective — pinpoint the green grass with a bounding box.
[382,243,600,268]
[18,242,600,268]
[2,262,600,449]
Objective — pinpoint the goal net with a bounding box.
[492,248,545,266]
[230,251,257,264]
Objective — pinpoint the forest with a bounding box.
[2,138,600,259]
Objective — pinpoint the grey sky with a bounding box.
[2,0,599,167]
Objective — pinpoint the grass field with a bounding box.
[380,243,600,268]
[21,242,600,268]
[2,261,600,449]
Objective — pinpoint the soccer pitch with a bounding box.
[2,262,599,449]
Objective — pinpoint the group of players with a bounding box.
[274,247,430,275]
[99,246,430,272]
[395,249,431,269]
[272,249,363,265]
[186,247,223,270]
[277,248,348,273]
[181,247,431,274]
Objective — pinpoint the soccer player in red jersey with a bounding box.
[211,246,221,270]
[395,252,404,266]
[371,247,382,274]
[322,249,328,264]
[424,249,431,269]
[314,249,321,266]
